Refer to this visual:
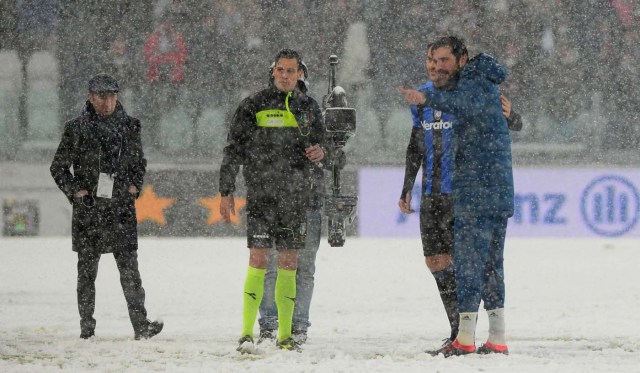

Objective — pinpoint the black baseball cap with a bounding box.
[88,73,119,93]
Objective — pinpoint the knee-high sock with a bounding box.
[275,268,297,342]
[456,312,478,346]
[487,308,506,345]
[433,264,458,340]
[242,266,266,338]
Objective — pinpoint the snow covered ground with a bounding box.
[1,237,639,372]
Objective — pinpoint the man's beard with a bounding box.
[432,67,459,89]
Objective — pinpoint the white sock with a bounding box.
[487,308,506,345]
[456,312,477,346]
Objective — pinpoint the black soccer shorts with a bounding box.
[419,194,455,257]
[246,194,307,250]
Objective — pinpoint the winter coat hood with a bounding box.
[461,53,507,85]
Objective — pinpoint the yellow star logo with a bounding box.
[199,194,246,225]
[135,185,175,225]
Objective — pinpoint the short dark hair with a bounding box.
[274,48,303,70]
[431,36,468,62]
[426,42,434,55]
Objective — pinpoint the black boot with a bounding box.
[134,319,164,340]
[80,318,96,339]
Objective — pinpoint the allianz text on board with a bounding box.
[357,168,640,238]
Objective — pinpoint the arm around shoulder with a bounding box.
[507,111,523,132]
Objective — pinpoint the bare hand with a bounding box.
[398,192,415,214]
[305,144,325,163]
[220,195,235,224]
[74,189,89,198]
[128,185,138,194]
[501,94,512,118]
[398,87,427,105]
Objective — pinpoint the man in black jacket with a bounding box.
[50,73,163,340]
[219,49,326,353]
[259,60,323,347]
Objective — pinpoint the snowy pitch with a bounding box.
[1,237,639,372]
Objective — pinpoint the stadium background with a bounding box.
[1,0,639,238]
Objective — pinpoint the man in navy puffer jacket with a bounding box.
[400,36,513,357]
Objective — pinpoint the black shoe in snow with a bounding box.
[425,338,453,356]
[135,320,163,340]
[80,319,96,339]
[80,329,95,339]
[257,329,276,344]
[292,329,308,345]
[276,337,302,352]
[476,341,509,355]
[237,335,256,354]
[430,339,475,357]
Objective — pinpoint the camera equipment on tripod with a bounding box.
[322,55,357,247]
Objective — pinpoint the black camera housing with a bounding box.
[325,107,356,147]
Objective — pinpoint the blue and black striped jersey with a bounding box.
[401,81,454,199]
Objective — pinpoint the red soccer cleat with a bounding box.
[476,341,509,355]
[429,339,475,357]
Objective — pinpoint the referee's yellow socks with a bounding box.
[241,266,266,338]
[275,268,297,342]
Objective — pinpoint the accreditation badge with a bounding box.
[96,173,114,199]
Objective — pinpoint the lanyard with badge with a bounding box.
[95,135,122,199]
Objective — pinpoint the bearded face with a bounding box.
[430,46,466,88]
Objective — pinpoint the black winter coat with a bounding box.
[50,101,147,254]
[219,86,326,209]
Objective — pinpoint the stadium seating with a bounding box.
[158,105,193,153]
[381,107,412,160]
[194,107,227,156]
[0,50,22,158]
[25,51,60,143]
[344,90,385,164]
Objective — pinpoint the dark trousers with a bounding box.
[77,250,148,332]
[454,215,507,313]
